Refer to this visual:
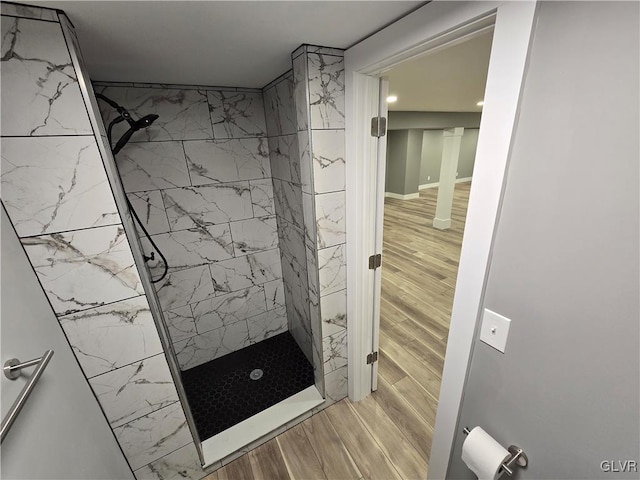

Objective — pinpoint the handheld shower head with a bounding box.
[97,93,160,154]
[134,114,159,130]
[112,115,159,155]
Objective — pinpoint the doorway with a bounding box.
[372,30,492,474]
[344,2,538,477]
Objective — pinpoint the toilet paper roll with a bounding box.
[461,427,511,480]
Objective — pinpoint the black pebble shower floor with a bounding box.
[181,332,314,441]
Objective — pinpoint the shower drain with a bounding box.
[249,369,263,380]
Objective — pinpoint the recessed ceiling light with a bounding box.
[387,95,398,103]
[477,100,484,106]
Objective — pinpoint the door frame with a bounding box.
[344,2,538,478]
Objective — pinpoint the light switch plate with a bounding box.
[480,308,511,353]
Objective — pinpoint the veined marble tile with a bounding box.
[155,265,215,311]
[324,365,348,405]
[305,46,345,56]
[208,91,267,139]
[96,86,213,141]
[115,402,192,470]
[230,216,278,256]
[90,354,179,428]
[311,130,345,193]
[128,191,170,235]
[292,54,309,132]
[209,248,282,295]
[309,280,320,318]
[162,183,253,231]
[275,75,296,136]
[289,318,313,366]
[191,286,267,333]
[145,225,234,274]
[185,138,270,185]
[281,256,311,361]
[317,244,346,296]
[302,192,317,247]
[1,136,120,237]
[1,17,92,136]
[247,306,288,343]
[323,328,347,373]
[116,141,190,193]
[174,321,250,369]
[320,289,347,337]
[273,178,304,230]
[263,75,296,137]
[134,442,207,480]
[298,131,313,194]
[282,260,308,310]
[163,305,197,343]
[268,134,300,185]
[263,84,279,137]
[280,237,309,294]
[59,295,162,378]
[307,53,345,129]
[312,312,324,390]
[315,191,346,249]
[311,290,323,341]
[249,179,275,216]
[264,279,285,310]
[313,337,325,396]
[306,242,320,300]
[1,3,59,21]
[278,220,307,271]
[22,225,144,316]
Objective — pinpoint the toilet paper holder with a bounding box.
[463,427,528,476]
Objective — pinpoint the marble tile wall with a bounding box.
[96,83,287,371]
[263,72,318,385]
[2,11,348,477]
[0,8,197,477]
[292,45,348,406]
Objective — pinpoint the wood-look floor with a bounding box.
[206,184,470,480]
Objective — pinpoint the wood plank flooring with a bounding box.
[205,184,470,480]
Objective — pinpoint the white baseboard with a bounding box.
[419,177,473,190]
[384,192,420,200]
[433,217,452,230]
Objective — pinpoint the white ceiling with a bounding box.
[27,1,424,88]
[386,28,493,112]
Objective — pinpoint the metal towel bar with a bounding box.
[1,350,54,443]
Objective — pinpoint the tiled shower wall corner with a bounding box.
[0,5,205,477]
[292,46,348,405]
[262,72,321,386]
[94,83,288,371]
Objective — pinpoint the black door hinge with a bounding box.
[368,254,382,270]
[366,351,379,364]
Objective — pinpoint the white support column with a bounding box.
[433,127,464,230]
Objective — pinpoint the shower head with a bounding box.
[97,93,160,154]
[133,114,159,130]
[112,115,159,155]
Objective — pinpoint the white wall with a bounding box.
[1,208,134,479]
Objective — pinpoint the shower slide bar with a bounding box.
[1,350,54,443]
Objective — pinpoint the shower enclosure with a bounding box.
[1,3,347,474]
[94,79,322,451]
